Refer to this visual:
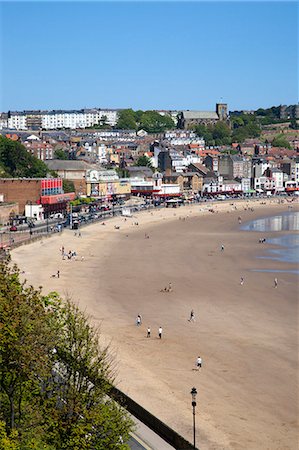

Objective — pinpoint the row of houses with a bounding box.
[0,103,228,131]
[1,152,298,224]
[0,109,119,130]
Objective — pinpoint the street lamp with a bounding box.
[190,387,197,448]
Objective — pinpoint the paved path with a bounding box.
[128,416,175,450]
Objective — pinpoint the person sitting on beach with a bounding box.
[167,282,172,292]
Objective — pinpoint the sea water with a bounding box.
[241,210,299,233]
[241,211,299,273]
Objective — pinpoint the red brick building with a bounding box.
[0,178,75,216]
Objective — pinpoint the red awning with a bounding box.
[41,193,76,204]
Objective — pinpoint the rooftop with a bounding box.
[182,111,219,120]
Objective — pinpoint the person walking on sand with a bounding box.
[136,314,142,326]
[57,270,60,279]
[189,309,195,322]
[196,356,202,370]
[274,277,278,288]
[240,276,244,286]
[221,244,225,252]
[147,327,151,338]
[168,282,172,292]
[158,326,162,339]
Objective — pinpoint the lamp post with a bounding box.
[190,387,197,448]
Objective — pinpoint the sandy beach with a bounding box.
[11,199,298,450]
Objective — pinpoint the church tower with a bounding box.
[216,103,228,121]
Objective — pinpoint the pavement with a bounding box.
[128,415,175,450]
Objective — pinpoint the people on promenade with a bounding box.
[196,356,202,370]
[158,326,162,339]
[147,327,151,338]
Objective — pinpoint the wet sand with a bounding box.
[11,200,298,450]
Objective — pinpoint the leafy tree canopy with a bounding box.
[0,262,133,449]
[139,111,175,133]
[116,109,137,130]
[116,109,175,133]
[135,155,154,169]
[0,136,48,178]
[54,148,69,160]
[62,179,75,193]
[271,134,291,149]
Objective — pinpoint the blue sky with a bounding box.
[0,1,297,111]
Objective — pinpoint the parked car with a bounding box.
[10,225,18,232]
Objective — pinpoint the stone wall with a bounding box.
[0,202,19,225]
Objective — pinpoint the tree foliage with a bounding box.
[54,148,69,160]
[0,136,48,178]
[116,109,175,133]
[0,262,133,449]
[135,155,154,169]
[116,109,137,130]
[139,111,175,133]
[62,179,75,193]
[271,134,291,149]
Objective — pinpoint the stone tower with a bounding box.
[216,103,228,121]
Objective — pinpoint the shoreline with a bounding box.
[11,199,298,450]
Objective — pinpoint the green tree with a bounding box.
[134,110,144,123]
[135,155,154,169]
[139,111,175,133]
[0,263,133,449]
[0,136,48,178]
[62,179,75,193]
[44,299,133,450]
[54,149,68,160]
[116,110,137,130]
[100,115,108,127]
[271,134,291,149]
[290,118,299,130]
[212,122,231,145]
[0,263,58,436]
[0,421,19,450]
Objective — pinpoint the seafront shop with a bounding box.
[85,169,131,202]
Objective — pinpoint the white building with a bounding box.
[0,114,8,129]
[130,172,181,197]
[295,158,299,184]
[6,108,119,130]
[8,113,27,130]
[164,130,205,147]
[271,169,284,191]
[241,178,251,193]
[254,176,276,192]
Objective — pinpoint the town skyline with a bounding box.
[0,1,297,112]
